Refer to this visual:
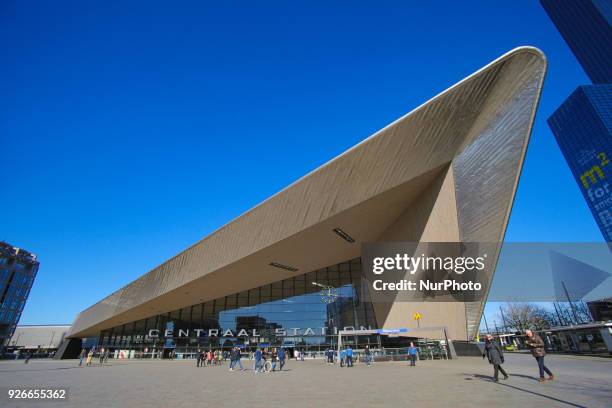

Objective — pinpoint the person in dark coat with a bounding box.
[482,334,508,382]
[525,329,554,382]
[196,349,202,367]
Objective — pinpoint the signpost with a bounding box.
[413,312,422,328]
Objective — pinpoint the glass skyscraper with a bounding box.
[0,242,39,351]
[540,0,612,84]
[542,0,612,243]
[548,85,612,242]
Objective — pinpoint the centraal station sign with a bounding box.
[148,326,373,338]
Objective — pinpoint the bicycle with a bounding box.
[262,360,273,373]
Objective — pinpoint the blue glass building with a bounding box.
[0,242,39,352]
[540,0,612,84]
[548,85,612,242]
[542,0,612,243]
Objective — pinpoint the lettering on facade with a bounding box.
[582,151,612,239]
[146,326,372,338]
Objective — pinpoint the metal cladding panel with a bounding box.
[69,47,546,338]
[452,51,547,338]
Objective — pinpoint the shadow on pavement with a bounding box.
[505,373,542,381]
[464,373,586,408]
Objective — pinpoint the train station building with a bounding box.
[57,47,546,359]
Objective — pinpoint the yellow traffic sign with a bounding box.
[413,312,422,321]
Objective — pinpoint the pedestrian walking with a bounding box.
[346,346,353,367]
[482,335,508,382]
[408,343,418,367]
[339,349,346,367]
[99,348,106,365]
[271,348,278,371]
[86,349,94,366]
[234,347,245,371]
[278,347,286,371]
[229,348,235,371]
[196,349,202,367]
[24,351,32,364]
[364,346,372,366]
[78,348,86,366]
[253,348,263,373]
[524,329,554,382]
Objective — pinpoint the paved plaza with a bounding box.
[0,353,610,408]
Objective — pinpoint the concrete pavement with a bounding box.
[0,352,610,407]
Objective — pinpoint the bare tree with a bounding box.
[499,303,554,332]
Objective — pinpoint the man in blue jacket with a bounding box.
[278,347,286,371]
[253,348,263,373]
[346,346,353,367]
[408,343,418,366]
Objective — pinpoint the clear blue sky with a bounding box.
[1,0,603,326]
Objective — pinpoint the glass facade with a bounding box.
[548,85,612,242]
[543,0,612,244]
[541,0,612,84]
[98,258,382,357]
[0,242,39,351]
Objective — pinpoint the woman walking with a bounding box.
[85,349,94,366]
[482,334,508,382]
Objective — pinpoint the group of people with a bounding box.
[194,346,289,373]
[71,330,555,384]
[333,344,418,367]
[253,347,286,373]
[325,346,354,367]
[482,329,555,383]
[195,349,225,367]
[78,347,110,367]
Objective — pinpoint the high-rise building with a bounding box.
[542,0,612,244]
[0,242,39,351]
[548,85,612,242]
[540,0,612,84]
